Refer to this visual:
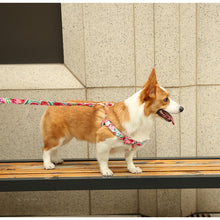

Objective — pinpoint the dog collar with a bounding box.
[102,119,146,149]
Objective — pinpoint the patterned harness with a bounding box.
[101,103,146,150]
[102,119,146,149]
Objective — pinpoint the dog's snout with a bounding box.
[179,106,184,112]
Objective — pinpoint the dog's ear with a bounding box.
[143,68,157,89]
[140,68,158,102]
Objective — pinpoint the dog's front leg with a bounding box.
[125,149,142,174]
[96,141,113,176]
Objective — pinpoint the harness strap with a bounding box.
[98,102,111,120]
[102,119,146,149]
[101,102,146,149]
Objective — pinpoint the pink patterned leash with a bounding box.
[0,97,146,150]
[0,97,114,107]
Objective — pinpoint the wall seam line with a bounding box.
[82,3,91,216]
[133,3,137,92]
[196,4,198,163]
[153,3,158,217]
[0,88,86,92]
[1,84,217,93]
[81,4,90,165]
[179,3,182,217]
[153,3,157,159]
[195,3,199,213]
[179,3,181,159]
[132,3,140,215]
[86,84,219,90]
[82,4,87,91]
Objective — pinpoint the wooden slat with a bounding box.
[2,159,220,165]
[1,159,220,179]
[1,170,220,179]
[2,159,220,167]
[2,165,220,175]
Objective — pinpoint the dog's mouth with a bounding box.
[156,109,175,125]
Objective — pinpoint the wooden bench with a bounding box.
[1,158,220,192]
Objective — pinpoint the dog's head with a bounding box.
[140,68,184,125]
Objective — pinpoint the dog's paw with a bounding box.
[101,168,113,176]
[44,162,55,170]
[52,158,64,165]
[128,166,142,174]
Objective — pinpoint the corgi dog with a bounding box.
[41,68,184,176]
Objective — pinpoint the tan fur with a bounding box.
[41,100,130,151]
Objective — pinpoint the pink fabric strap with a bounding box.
[0,97,114,107]
[102,119,146,149]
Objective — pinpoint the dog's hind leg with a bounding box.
[51,148,64,165]
[42,137,66,169]
[43,147,56,170]
[43,137,72,169]
[50,137,70,165]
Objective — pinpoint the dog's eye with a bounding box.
[163,97,168,102]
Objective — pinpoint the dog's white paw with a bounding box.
[52,158,64,165]
[128,166,142,174]
[101,168,113,176]
[44,162,55,170]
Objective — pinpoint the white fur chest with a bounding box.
[123,113,154,142]
[123,90,155,142]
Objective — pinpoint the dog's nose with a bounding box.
[179,106,184,112]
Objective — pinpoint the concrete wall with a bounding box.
[0,3,219,217]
